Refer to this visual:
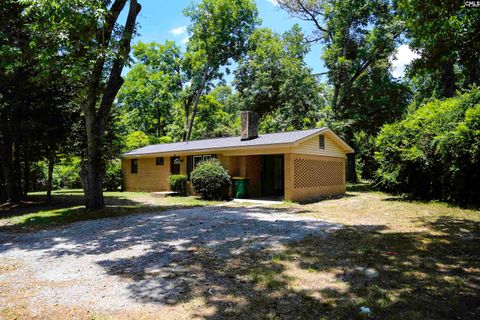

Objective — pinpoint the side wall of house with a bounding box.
[122,157,171,192]
[292,132,346,158]
[284,153,346,202]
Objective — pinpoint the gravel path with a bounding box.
[0,205,338,315]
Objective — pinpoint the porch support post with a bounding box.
[284,153,294,201]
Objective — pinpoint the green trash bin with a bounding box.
[232,176,249,198]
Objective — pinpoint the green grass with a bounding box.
[0,189,223,232]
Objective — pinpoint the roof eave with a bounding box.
[121,141,296,158]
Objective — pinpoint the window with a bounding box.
[131,159,138,174]
[156,157,164,165]
[319,134,325,149]
[187,154,217,178]
[193,155,203,168]
[203,154,213,161]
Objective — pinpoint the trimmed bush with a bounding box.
[190,158,231,200]
[168,174,187,195]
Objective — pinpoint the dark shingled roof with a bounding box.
[123,128,327,156]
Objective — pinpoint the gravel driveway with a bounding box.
[0,205,337,316]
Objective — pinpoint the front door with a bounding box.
[261,155,284,197]
[170,156,180,174]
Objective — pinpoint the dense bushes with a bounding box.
[375,88,480,205]
[104,160,122,191]
[190,158,231,200]
[168,174,187,195]
[27,157,122,192]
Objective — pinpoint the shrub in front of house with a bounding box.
[190,158,231,200]
[168,174,187,195]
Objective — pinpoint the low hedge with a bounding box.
[190,158,231,200]
[168,174,187,195]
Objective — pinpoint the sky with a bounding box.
[130,0,417,80]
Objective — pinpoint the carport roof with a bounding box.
[123,128,336,157]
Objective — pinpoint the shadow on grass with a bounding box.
[382,195,480,210]
[0,192,217,232]
[346,182,376,192]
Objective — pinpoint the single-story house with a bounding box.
[121,111,354,202]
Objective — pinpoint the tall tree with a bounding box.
[277,0,404,181]
[234,25,323,132]
[182,0,258,141]
[1,0,78,202]
[26,0,142,209]
[116,41,182,137]
[398,0,480,100]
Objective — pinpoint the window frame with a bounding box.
[193,155,203,169]
[202,154,213,161]
[131,159,138,174]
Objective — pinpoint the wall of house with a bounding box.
[239,155,262,197]
[122,154,263,197]
[122,157,171,192]
[292,132,346,158]
[284,153,346,202]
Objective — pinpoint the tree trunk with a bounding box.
[185,67,210,141]
[156,105,161,137]
[1,136,22,203]
[23,160,30,196]
[80,155,104,210]
[440,59,456,98]
[81,94,106,210]
[346,153,358,183]
[80,0,140,210]
[46,151,56,202]
[0,171,5,204]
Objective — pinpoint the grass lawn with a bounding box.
[0,185,479,319]
[0,189,223,232]
[210,188,480,319]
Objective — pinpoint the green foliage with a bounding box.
[168,86,240,140]
[124,131,150,151]
[149,135,173,145]
[104,160,122,192]
[190,89,240,139]
[182,0,259,140]
[168,174,187,195]
[235,26,324,132]
[116,41,182,137]
[353,131,377,180]
[375,88,480,204]
[52,157,82,190]
[190,158,231,200]
[398,0,480,100]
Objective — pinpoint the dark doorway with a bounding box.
[170,156,180,174]
[261,155,284,197]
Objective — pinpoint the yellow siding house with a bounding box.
[122,111,354,202]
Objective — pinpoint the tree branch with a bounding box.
[97,0,141,128]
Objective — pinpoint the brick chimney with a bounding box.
[240,111,258,141]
